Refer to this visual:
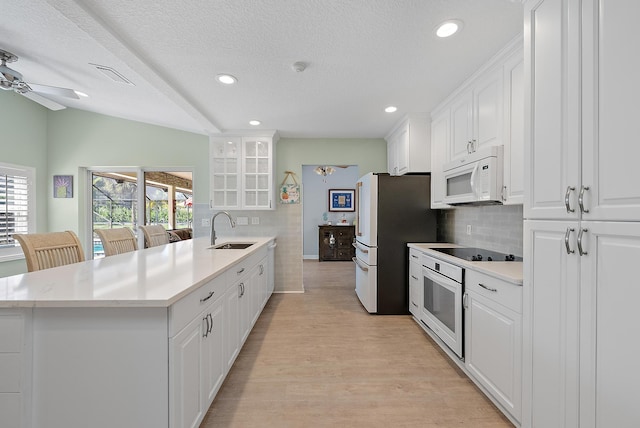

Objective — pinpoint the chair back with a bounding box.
[95,228,138,257]
[139,225,169,248]
[14,231,85,272]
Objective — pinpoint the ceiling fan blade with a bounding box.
[21,91,66,111]
[28,83,79,99]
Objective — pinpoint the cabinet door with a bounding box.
[243,138,272,209]
[0,310,31,428]
[579,222,640,428]
[395,126,410,175]
[465,289,521,422]
[524,0,581,220]
[450,91,473,160]
[387,133,398,175]
[430,110,451,209]
[210,137,241,210]
[408,253,422,318]
[238,277,252,345]
[202,297,225,406]
[170,315,205,428]
[224,282,240,370]
[523,219,580,428]
[503,52,525,205]
[581,0,640,221]
[474,68,503,151]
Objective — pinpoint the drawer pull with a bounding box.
[478,283,498,292]
[411,275,419,280]
[237,267,245,275]
[200,291,215,303]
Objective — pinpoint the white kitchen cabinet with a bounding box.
[202,297,225,406]
[464,270,522,423]
[408,249,422,318]
[449,68,503,161]
[386,114,430,175]
[224,281,240,370]
[210,132,279,210]
[430,109,450,209]
[523,1,640,426]
[431,36,523,207]
[525,0,640,221]
[502,51,524,205]
[0,310,31,428]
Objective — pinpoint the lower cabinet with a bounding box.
[0,309,31,428]
[464,270,522,423]
[408,249,422,318]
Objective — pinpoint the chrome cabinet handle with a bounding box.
[478,283,498,292]
[577,228,588,256]
[463,292,468,309]
[471,139,477,152]
[203,315,210,338]
[564,228,575,254]
[579,185,590,213]
[565,186,576,213]
[502,185,507,202]
[467,141,471,154]
[238,282,245,297]
[259,264,264,275]
[208,313,213,335]
[200,290,215,303]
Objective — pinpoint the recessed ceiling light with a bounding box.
[249,120,261,126]
[436,20,463,38]
[216,74,237,85]
[74,91,89,98]
[385,106,398,113]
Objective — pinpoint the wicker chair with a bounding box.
[95,228,138,257]
[14,230,85,272]
[138,225,169,248]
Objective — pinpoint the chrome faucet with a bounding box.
[211,211,236,246]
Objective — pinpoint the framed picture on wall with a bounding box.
[328,189,355,212]
[53,175,73,198]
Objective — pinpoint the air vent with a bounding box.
[90,63,134,85]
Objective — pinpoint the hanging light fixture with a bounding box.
[314,166,335,176]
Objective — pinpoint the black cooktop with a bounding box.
[432,247,522,262]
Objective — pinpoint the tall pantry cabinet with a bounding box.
[523,1,640,427]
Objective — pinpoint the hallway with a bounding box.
[201,260,512,427]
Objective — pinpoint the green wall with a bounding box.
[0,91,49,276]
[276,138,386,177]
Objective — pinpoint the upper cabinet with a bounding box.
[525,0,640,221]
[210,131,279,210]
[386,114,430,175]
[431,36,524,207]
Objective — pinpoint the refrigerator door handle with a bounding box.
[354,242,368,253]
[352,257,369,271]
[355,181,363,236]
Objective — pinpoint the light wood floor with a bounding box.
[200,260,513,427]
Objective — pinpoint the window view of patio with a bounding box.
[91,170,193,258]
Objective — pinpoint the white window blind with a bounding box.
[0,163,35,261]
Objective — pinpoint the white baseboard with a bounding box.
[303,255,319,260]
[273,290,305,294]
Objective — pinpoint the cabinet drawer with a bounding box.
[170,274,227,336]
[465,269,522,313]
[409,248,422,266]
[225,249,265,283]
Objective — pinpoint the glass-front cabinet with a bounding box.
[210,132,278,210]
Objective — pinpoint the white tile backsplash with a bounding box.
[437,204,524,257]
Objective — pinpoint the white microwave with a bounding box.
[442,145,504,205]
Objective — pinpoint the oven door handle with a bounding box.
[352,257,369,271]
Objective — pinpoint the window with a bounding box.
[0,162,35,261]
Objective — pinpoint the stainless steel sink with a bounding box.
[210,242,255,250]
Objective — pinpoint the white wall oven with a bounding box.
[420,254,464,359]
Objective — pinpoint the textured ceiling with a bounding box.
[0,0,523,138]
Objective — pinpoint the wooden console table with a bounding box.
[318,225,355,261]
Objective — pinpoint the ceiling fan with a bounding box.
[0,48,80,111]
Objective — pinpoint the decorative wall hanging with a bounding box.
[53,175,73,198]
[280,171,300,204]
[328,189,355,211]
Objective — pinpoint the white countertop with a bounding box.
[408,243,523,285]
[0,236,275,308]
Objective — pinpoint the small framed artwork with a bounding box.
[328,189,355,212]
[53,175,73,198]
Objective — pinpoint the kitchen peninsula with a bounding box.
[0,236,276,428]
